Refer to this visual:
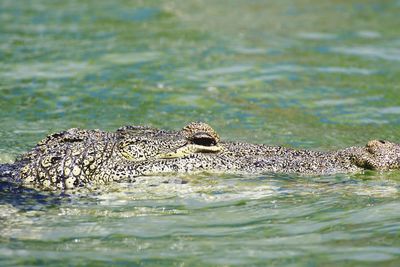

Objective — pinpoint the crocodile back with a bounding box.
[16,128,116,190]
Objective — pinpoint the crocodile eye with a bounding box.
[191,132,217,146]
[181,122,220,145]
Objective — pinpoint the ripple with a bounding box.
[314,98,359,107]
[298,32,337,40]
[233,46,266,54]
[356,30,381,39]
[260,64,377,76]
[341,202,400,224]
[100,51,160,65]
[379,106,400,114]
[328,246,400,262]
[195,65,253,76]
[313,66,376,75]
[261,64,303,74]
[1,62,91,79]
[332,46,400,61]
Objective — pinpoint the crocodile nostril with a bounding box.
[191,132,217,146]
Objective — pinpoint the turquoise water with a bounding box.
[1,0,400,265]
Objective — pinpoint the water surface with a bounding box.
[1,0,400,266]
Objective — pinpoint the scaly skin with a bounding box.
[1,122,400,191]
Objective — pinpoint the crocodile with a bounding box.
[1,122,400,191]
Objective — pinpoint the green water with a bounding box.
[1,0,400,266]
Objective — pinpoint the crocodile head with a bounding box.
[351,139,400,171]
[115,121,222,162]
[17,122,226,189]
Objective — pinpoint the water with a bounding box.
[1,0,400,265]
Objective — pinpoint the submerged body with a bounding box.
[1,122,400,190]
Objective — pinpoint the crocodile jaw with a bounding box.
[156,144,222,159]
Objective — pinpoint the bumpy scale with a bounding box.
[1,122,400,190]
